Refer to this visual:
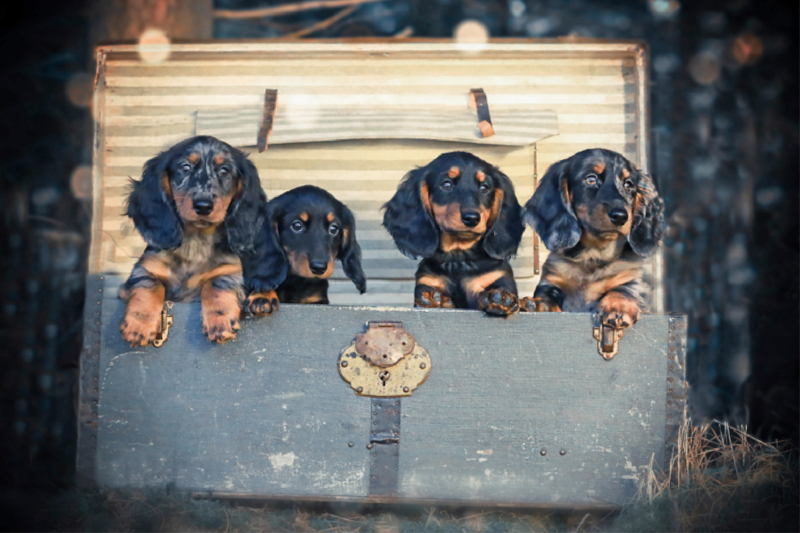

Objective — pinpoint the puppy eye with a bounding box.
[290,221,304,233]
[441,179,453,191]
[624,179,635,190]
[180,163,192,173]
[218,166,230,176]
[328,223,340,236]
[585,174,598,186]
[479,183,491,194]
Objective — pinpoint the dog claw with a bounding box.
[415,288,454,309]
[479,289,519,317]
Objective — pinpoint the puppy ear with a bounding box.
[523,159,581,253]
[338,205,367,294]
[382,168,439,259]
[240,201,289,294]
[628,172,666,256]
[226,151,267,254]
[126,152,183,249]
[483,169,525,259]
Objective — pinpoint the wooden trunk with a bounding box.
[79,40,687,507]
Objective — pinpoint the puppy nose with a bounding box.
[193,199,214,216]
[309,261,328,275]
[608,207,628,226]
[461,211,481,228]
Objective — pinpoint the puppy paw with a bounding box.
[597,294,641,329]
[478,289,519,317]
[202,308,241,344]
[415,288,454,309]
[519,297,561,313]
[120,311,161,347]
[244,291,279,317]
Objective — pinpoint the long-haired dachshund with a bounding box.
[119,135,266,345]
[382,152,524,316]
[521,148,666,329]
[241,185,366,315]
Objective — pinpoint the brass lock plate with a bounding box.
[152,301,174,348]
[339,322,432,397]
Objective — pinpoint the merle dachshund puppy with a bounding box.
[521,148,666,329]
[382,152,525,316]
[119,135,266,345]
[242,185,366,315]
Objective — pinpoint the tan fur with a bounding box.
[486,189,503,229]
[432,202,490,234]
[140,255,174,284]
[213,153,226,165]
[462,270,505,298]
[186,263,243,291]
[448,166,460,178]
[439,232,481,252]
[172,190,234,226]
[326,212,334,222]
[201,284,241,343]
[593,162,605,174]
[161,173,172,197]
[245,290,279,317]
[541,254,643,309]
[417,274,448,290]
[299,295,325,304]
[584,269,639,303]
[286,250,334,279]
[187,152,200,164]
[299,212,308,222]
[622,168,630,178]
[420,182,432,214]
[120,284,166,346]
[597,291,641,327]
[476,170,485,182]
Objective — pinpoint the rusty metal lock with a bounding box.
[338,321,432,397]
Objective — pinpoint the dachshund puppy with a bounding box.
[119,135,266,346]
[382,152,525,316]
[521,148,666,329]
[241,185,366,314]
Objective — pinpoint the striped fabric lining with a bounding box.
[93,45,649,308]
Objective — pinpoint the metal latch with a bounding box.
[153,301,174,348]
[338,321,432,397]
[593,324,626,360]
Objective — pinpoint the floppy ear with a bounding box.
[126,152,183,250]
[338,205,367,294]
[240,201,289,294]
[523,159,581,253]
[382,167,439,259]
[483,169,525,259]
[628,172,666,257]
[226,151,267,254]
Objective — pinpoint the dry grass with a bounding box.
[613,418,799,532]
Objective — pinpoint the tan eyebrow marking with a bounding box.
[299,212,308,222]
[621,168,630,178]
[213,153,226,165]
[187,152,200,164]
[593,163,605,174]
[448,166,460,178]
[476,171,486,182]
[326,213,334,222]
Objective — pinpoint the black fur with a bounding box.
[242,185,366,304]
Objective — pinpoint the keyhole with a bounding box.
[379,370,390,386]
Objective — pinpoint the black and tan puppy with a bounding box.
[242,185,366,314]
[383,152,525,316]
[119,135,266,346]
[521,148,666,329]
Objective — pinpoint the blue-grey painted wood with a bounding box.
[96,293,679,506]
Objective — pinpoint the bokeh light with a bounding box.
[732,33,764,65]
[65,72,93,109]
[70,165,93,200]
[688,52,721,85]
[648,0,680,19]
[454,19,489,49]
[137,28,171,64]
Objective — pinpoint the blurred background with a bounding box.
[0,0,797,526]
